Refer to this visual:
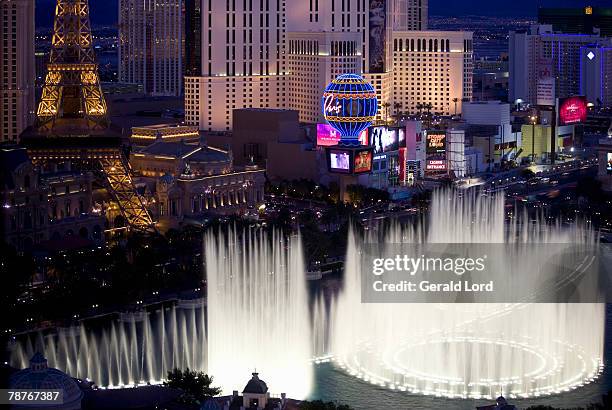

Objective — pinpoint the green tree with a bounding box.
[164,368,221,404]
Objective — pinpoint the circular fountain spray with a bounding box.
[319,190,604,400]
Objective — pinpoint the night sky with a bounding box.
[35,0,611,28]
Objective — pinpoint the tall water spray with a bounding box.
[323,189,604,399]
[10,302,207,388]
[205,229,313,398]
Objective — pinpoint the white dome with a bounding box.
[9,353,83,409]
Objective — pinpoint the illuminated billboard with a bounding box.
[425,131,447,174]
[317,123,368,147]
[354,149,374,174]
[426,160,447,171]
[368,0,386,73]
[607,152,612,175]
[326,146,374,175]
[370,126,400,153]
[426,131,447,154]
[558,96,588,126]
[329,149,351,173]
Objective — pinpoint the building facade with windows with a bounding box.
[184,0,287,131]
[509,25,612,104]
[118,0,184,96]
[0,147,104,251]
[0,0,35,142]
[392,0,427,31]
[286,31,362,123]
[538,6,612,37]
[392,30,473,116]
[286,0,395,123]
[185,0,202,77]
[130,140,265,229]
[185,0,474,131]
[580,45,612,107]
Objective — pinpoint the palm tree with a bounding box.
[393,101,402,115]
[416,103,423,116]
[424,102,433,115]
[452,97,459,115]
[382,101,391,123]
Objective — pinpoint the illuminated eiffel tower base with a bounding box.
[24,0,154,232]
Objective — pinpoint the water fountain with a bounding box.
[10,228,313,399]
[322,189,605,399]
[9,189,605,404]
[10,302,207,388]
[205,228,313,398]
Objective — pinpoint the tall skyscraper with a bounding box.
[286,0,395,123]
[0,0,35,142]
[185,0,287,131]
[118,0,184,96]
[509,25,612,104]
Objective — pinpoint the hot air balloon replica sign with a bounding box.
[322,73,377,175]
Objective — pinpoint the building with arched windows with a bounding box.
[129,139,266,230]
[0,147,104,252]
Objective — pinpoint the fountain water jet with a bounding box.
[324,189,604,399]
[10,303,207,388]
[205,228,313,398]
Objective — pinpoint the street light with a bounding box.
[530,115,538,164]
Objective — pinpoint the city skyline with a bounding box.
[3,0,612,409]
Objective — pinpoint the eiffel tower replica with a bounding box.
[21,0,154,232]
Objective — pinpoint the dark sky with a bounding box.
[35,0,612,28]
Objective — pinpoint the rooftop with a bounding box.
[243,372,268,394]
[136,141,230,163]
[132,123,198,131]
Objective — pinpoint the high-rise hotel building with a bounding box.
[509,24,612,105]
[286,31,362,124]
[0,0,35,142]
[286,0,395,124]
[392,31,473,116]
[393,0,427,31]
[118,0,184,96]
[184,0,472,131]
[286,0,470,122]
[184,0,287,131]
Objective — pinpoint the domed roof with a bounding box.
[242,372,268,394]
[10,353,83,409]
[200,397,221,410]
[324,73,376,95]
[496,395,508,405]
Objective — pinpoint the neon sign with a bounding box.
[323,94,342,115]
